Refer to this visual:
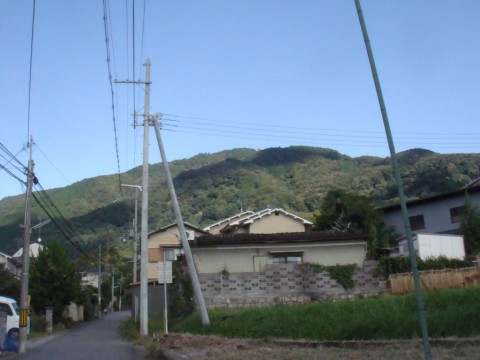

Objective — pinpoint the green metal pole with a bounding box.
[354,1,431,359]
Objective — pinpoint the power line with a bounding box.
[102,0,122,192]
[162,112,480,138]
[26,0,36,142]
[157,113,480,150]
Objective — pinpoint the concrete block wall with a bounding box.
[199,260,387,308]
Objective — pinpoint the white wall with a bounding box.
[398,234,465,260]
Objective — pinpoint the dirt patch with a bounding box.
[145,333,480,360]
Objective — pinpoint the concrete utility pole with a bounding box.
[18,137,34,354]
[111,269,115,312]
[121,184,142,283]
[115,58,152,335]
[139,58,151,335]
[152,116,210,326]
[354,1,431,359]
[98,244,102,319]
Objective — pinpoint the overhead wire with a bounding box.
[26,0,36,142]
[32,181,92,259]
[102,0,123,193]
[158,113,480,151]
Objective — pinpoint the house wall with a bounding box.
[398,234,465,260]
[148,228,182,279]
[192,242,367,274]
[249,212,307,233]
[81,272,99,288]
[199,261,386,308]
[383,191,480,237]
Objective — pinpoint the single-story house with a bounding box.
[190,231,369,274]
[380,182,480,238]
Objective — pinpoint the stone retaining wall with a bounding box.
[199,261,387,308]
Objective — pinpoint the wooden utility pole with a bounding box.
[18,137,34,354]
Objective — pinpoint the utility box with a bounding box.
[397,233,465,260]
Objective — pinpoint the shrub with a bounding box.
[377,255,474,277]
[305,263,357,290]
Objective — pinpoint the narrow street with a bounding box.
[11,311,145,360]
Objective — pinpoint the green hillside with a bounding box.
[0,146,479,254]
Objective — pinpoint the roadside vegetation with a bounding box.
[119,287,480,359]
[172,287,480,341]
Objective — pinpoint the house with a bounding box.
[4,243,43,277]
[0,251,9,269]
[147,222,209,280]
[11,242,43,258]
[141,209,381,310]
[204,208,313,235]
[79,269,100,288]
[380,183,480,238]
[394,233,465,260]
[190,231,369,274]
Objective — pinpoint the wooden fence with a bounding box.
[389,267,480,295]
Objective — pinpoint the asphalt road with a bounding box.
[10,311,145,360]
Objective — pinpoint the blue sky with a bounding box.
[0,1,479,201]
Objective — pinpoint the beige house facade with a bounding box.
[147,223,208,280]
[190,232,368,274]
[204,208,313,235]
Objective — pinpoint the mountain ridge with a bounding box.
[1,146,479,254]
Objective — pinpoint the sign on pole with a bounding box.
[157,261,173,284]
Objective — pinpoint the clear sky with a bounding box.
[1,1,479,201]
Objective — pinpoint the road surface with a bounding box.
[12,311,145,360]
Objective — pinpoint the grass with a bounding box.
[172,287,480,341]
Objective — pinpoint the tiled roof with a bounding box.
[203,211,255,231]
[148,222,209,237]
[191,231,369,247]
[380,183,480,212]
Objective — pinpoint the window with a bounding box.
[271,252,303,264]
[409,215,425,231]
[0,303,13,316]
[450,206,465,223]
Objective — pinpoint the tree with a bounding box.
[0,267,20,299]
[460,198,480,255]
[30,241,81,321]
[313,189,395,258]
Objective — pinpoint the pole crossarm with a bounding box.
[114,79,151,85]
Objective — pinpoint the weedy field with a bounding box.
[120,287,480,359]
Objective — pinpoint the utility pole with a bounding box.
[98,244,102,319]
[121,184,142,283]
[152,116,210,326]
[18,137,34,354]
[116,58,151,335]
[111,269,115,312]
[354,1,431,359]
[139,58,151,335]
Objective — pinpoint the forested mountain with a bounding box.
[1,146,479,254]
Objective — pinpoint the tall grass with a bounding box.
[172,287,480,340]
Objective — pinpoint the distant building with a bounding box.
[380,182,480,238]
